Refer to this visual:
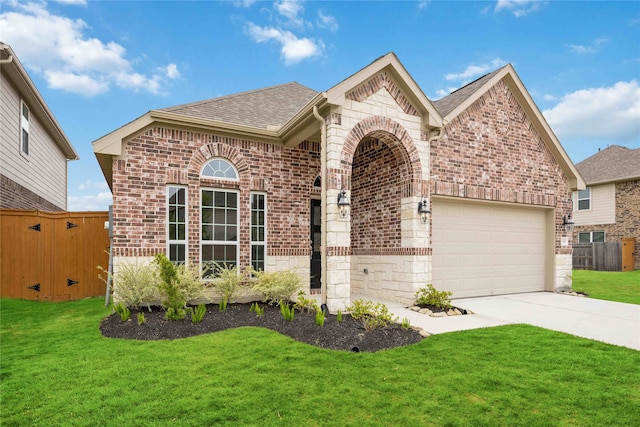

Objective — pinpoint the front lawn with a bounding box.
[572,269,640,304]
[1,298,639,426]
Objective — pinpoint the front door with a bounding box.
[310,199,321,290]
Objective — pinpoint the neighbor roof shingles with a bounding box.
[576,145,640,184]
[160,82,319,130]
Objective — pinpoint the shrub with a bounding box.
[175,262,206,303]
[113,303,130,322]
[251,269,301,304]
[107,260,160,311]
[336,310,343,323]
[415,284,453,310]
[219,297,228,312]
[190,304,207,323]
[250,302,264,317]
[315,309,325,327]
[348,299,397,331]
[279,300,295,321]
[137,312,145,326]
[401,317,411,330]
[155,253,187,321]
[293,291,319,313]
[209,263,246,304]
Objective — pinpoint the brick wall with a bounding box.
[573,180,640,269]
[430,80,572,254]
[0,173,63,212]
[111,128,320,266]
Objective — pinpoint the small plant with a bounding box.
[414,284,453,310]
[250,302,265,317]
[251,269,301,305]
[401,317,411,330]
[219,297,228,312]
[137,312,145,325]
[113,302,130,322]
[209,263,246,305]
[315,309,325,327]
[337,310,343,323]
[103,260,159,311]
[279,300,295,322]
[293,291,319,313]
[155,253,187,321]
[348,299,397,331]
[191,304,207,323]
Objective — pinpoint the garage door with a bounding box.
[432,199,548,298]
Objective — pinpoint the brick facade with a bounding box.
[0,173,64,212]
[573,180,640,269]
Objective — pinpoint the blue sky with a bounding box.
[1,0,638,211]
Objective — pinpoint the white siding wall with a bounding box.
[573,184,615,226]
[0,73,68,210]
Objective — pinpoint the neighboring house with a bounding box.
[572,145,640,269]
[94,53,584,311]
[0,42,78,211]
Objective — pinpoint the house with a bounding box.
[93,53,584,311]
[572,145,639,269]
[0,42,78,211]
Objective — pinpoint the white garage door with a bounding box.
[432,199,548,298]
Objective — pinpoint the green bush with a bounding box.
[401,317,411,330]
[250,302,264,317]
[315,309,325,327]
[251,269,301,304]
[113,302,130,322]
[293,291,319,313]
[209,263,246,304]
[108,260,160,310]
[137,312,145,325]
[279,300,295,321]
[175,262,206,303]
[155,253,187,320]
[348,299,396,331]
[190,304,207,323]
[414,284,453,310]
[336,310,343,323]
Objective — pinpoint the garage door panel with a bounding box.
[432,200,548,298]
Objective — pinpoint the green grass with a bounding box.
[572,269,640,304]
[1,298,639,426]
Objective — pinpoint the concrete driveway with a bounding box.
[381,292,640,350]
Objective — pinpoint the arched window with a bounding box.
[201,158,238,180]
[313,176,321,188]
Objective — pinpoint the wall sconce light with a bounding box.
[418,197,431,224]
[337,189,350,218]
[563,214,574,233]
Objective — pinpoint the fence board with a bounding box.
[0,209,110,301]
[572,241,622,271]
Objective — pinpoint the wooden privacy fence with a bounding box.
[573,241,622,272]
[0,209,110,301]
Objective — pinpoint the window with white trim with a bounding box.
[21,101,30,155]
[167,186,187,264]
[577,188,591,211]
[201,158,238,180]
[251,193,266,271]
[201,189,238,278]
[578,231,605,243]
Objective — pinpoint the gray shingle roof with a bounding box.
[433,66,506,117]
[160,82,318,130]
[576,145,640,184]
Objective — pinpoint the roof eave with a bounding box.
[584,175,640,186]
[1,43,78,160]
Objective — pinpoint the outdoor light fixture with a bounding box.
[418,197,431,224]
[337,189,350,218]
[563,214,574,233]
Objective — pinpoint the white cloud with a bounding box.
[568,37,609,54]
[246,22,323,64]
[78,180,109,191]
[68,191,113,211]
[316,10,338,32]
[232,0,256,7]
[274,0,307,28]
[54,0,87,5]
[0,2,179,96]
[418,1,430,10]
[495,0,545,17]
[543,80,640,142]
[444,58,506,83]
[543,94,557,101]
[164,63,181,79]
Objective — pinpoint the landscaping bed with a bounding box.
[100,302,425,352]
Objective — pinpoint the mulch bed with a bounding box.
[100,302,425,353]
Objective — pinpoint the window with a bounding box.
[578,231,605,243]
[21,101,29,155]
[167,187,187,264]
[577,188,590,211]
[201,158,238,180]
[251,193,266,271]
[201,189,238,277]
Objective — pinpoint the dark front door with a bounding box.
[310,199,321,290]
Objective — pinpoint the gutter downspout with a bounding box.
[0,54,13,64]
[312,106,328,307]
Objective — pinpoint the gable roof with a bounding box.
[0,42,78,160]
[433,67,506,117]
[160,82,318,130]
[575,145,640,185]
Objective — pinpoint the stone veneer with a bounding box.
[573,180,640,270]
